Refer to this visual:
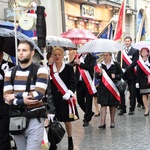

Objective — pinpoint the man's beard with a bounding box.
[19,58,30,64]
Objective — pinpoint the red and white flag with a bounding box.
[114,0,126,41]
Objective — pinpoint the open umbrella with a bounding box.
[132,41,150,50]
[32,36,77,49]
[60,28,97,45]
[0,21,14,30]
[77,38,122,53]
[0,28,43,58]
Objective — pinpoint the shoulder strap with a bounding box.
[11,66,18,86]
[32,63,40,84]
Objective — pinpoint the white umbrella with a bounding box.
[46,35,76,49]
[77,38,122,53]
[32,36,77,49]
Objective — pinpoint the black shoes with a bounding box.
[68,137,74,150]
[118,110,126,115]
[110,123,115,128]
[128,111,134,115]
[98,124,106,129]
[144,111,149,116]
[83,121,89,127]
[137,103,141,108]
[95,113,100,117]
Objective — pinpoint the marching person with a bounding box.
[95,52,123,128]
[4,40,49,150]
[0,51,14,150]
[49,47,79,150]
[136,47,150,116]
[117,36,139,115]
[71,52,96,127]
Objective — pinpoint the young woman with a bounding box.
[136,47,150,116]
[95,52,123,128]
[49,47,79,150]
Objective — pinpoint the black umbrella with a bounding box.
[0,28,43,59]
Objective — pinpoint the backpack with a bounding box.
[11,63,40,86]
[10,63,55,114]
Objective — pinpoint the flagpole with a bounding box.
[121,0,126,68]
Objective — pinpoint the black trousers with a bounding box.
[119,89,126,111]
[0,102,11,150]
[127,80,136,111]
[136,88,143,106]
[76,81,94,122]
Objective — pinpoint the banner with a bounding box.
[114,0,126,41]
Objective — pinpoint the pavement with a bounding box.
[54,92,150,150]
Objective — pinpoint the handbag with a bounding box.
[115,79,127,92]
[9,116,28,135]
[48,119,66,144]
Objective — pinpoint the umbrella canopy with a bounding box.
[77,39,122,53]
[32,36,77,49]
[60,28,97,45]
[0,28,43,58]
[46,36,76,49]
[0,21,14,30]
[132,41,150,50]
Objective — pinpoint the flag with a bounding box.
[114,0,126,41]
[136,10,146,42]
[41,128,49,149]
[97,21,113,39]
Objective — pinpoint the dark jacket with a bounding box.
[72,53,96,84]
[117,47,139,80]
[96,61,122,106]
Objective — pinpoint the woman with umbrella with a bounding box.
[95,52,123,128]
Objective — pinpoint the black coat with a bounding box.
[73,53,96,84]
[117,47,139,80]
[50,64,79,122]
[136,60,150,95]
[96,62,122,106]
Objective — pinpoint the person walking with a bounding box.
[136,47,150,116]
[117,36,139,115]
[95,52,123,128]
[0,51,14,150]
[4,40,49,150]
[71,52,96,127]
[49,47,79,150]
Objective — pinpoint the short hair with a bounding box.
[52,47,64,55]
[140,47,149,54]
[19,40,34,51]
[46,52,52,61]
[124,36,132,41]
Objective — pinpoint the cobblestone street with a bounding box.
[56,93,150,150]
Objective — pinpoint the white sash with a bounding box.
[122,50,137,74]
[137,56,150,75]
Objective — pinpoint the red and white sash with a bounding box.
[137,56,150,75]
[50,64,78,120]
[122,50,137,74]
[76,54,97,95]
[95,65,120,102]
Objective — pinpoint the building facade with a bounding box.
[0,0,150,42]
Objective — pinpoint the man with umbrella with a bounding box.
[71,52,96,127]
[0,51,14,150]
[117,36,139,115]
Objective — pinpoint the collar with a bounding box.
[53,62,65,73]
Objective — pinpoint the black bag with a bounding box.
[48,119,66,144]
[115,79,127,92]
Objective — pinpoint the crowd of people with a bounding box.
[0,35,150,150]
